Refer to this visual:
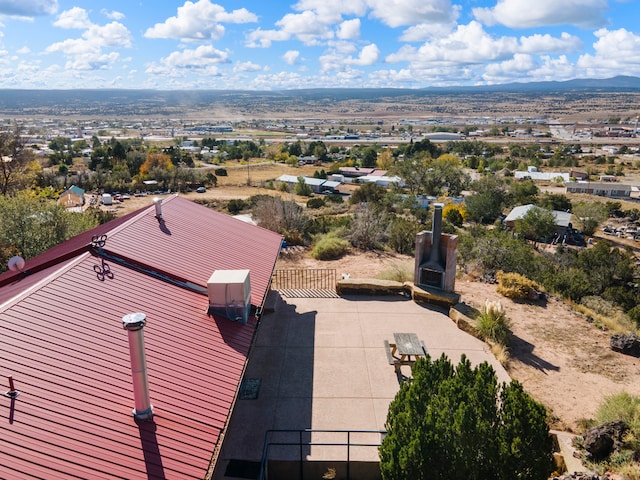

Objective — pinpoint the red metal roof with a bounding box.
[0,196,283,479]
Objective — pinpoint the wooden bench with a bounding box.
[384,340,397,366]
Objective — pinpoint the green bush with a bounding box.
[306,197,325,209]
[325,193,344,204]
[277,181,290,192]
[227,198,246,214]
[214,167,227,176]
[595,392,640,451]
[628,306,640,328]
[444,207,464,227]
[380,355,555,480]
[311,233,350,260]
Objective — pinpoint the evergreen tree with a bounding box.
[380,354,555,480]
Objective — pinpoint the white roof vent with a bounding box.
[153,197,162,219]
[7,256,25,272]
[207,270,251,324]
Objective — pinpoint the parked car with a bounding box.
[196,186,206,193]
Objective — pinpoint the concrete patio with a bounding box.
[214,292,511,479]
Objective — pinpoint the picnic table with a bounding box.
[384,332,427,374]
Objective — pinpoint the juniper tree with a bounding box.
[379,354,555,480]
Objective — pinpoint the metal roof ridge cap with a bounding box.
[98,201,164,239]
[97,194,179,240]
[0,251,92,314]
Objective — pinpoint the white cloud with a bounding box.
[144,0,257,41]
[85,22,132,48]
[101,9,125,21]
[16,46,30,54]
[529,55,576,81]
[473,0,608,29]
[337,18,360,40]
[319,42,380,73]
[275,10,333,45]
[234,61,261,72]
[577,28,640,76]
[0,0,57,17]
[46,20,132,71]
[246,28,291,48]
[387,22,518,67]
[293,0,367,23]
[519,32,582,54]
[367,0,460,28]
[53,7,91,29]
[162,45,229,68]
[482,53,536,82]
[64,51,120,71]
[283,50,300,65]
[352,43,380,66]
[399,23,456,42]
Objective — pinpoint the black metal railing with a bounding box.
[258,429,385,480]
[271,269,337,291]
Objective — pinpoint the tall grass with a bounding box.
[476,300,511,347]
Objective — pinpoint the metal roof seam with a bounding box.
[0,252,92,314]
[92,248,210,297]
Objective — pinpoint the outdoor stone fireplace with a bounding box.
[414,203,458,293]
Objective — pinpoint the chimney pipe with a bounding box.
[122,312,154,421]
[153,197,162,219]
[429,203,444,266]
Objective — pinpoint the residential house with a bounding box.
[514,166,570,183]
[276,175,340,194]
[504,204,572,231]
[566,181,632,198]
[58,185,85,208]
[0,195,282,479]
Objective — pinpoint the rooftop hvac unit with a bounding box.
[207,269,251,324]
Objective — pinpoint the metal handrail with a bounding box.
[258,429,385,480]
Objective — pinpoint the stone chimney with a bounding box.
[414,204,458,292]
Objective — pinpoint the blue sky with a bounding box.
[0,0,637,90]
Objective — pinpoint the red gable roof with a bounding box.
[0,196,283,479]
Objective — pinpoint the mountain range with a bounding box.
[0,76,637,117]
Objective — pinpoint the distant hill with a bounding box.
[0,76,637,117]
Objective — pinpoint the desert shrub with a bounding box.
[311,233,350,260]
[458,227,536,281]
[305,215,351,236]
[444,207,464,227]
[306,197,325,209]
[496,271,540,300]
[325,193,344,204]
[277,181,290,192]
[580,296,622,319]
[386,215,420,255]
[294,176,313,196]
[545,267,592,302]
[628,306,640,328]
[595,392,640,452]
[227,198,246,214]
[376,264,413,282]
[476,300,511,346]
[214,167,227,176]
[349,204,386,251]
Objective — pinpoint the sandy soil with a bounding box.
[278,249,640,433]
